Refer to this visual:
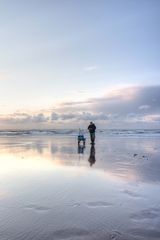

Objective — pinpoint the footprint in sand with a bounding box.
[122,189,141,198]
[86,201,113,208]
[24,204,51,212]
[109,231,121,240]
[70,201,113,208]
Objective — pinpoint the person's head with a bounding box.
[90,121,93,124]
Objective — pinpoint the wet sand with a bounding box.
[0,135,160,240]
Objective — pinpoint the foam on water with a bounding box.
[0,129,160,137]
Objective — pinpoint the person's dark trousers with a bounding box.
[90,132,95,143]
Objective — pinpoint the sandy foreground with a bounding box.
[0,134,160,240]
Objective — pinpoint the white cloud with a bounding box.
[143,114,160,122]
[0,113,49,124]
[84,65,99,72]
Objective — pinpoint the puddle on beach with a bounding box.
[0,135,160,240]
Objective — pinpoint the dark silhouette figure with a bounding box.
[88,122,96,144]
[88,144,96,167]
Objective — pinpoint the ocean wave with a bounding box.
[0,129,160,137]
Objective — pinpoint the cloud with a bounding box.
[84,65,99,72]
[0,85,160,129]
[50,112,109,121]
[143,114,160,122]
[51,112,59,121]
[60,113,77,120]
[32,113,49,123]
[53,85,160,128]
[59,100,91,107]
[88,86,160,116]
[0,113,49,124]
[56,85,160,114]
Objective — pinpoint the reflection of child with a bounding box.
[78,144,85,154]
[88,145,96,166]
[78,129,86,145]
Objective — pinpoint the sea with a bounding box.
[0,129,160,137]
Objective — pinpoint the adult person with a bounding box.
[88,121,96,144]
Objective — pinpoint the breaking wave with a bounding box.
[0,129,160,137]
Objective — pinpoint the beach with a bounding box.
[0,132,160,240]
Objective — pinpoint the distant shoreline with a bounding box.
[0,129,160,137]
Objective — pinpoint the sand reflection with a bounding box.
[0,135,160,240]
[0,135,159,184]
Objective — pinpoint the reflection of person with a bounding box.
[88,122,96,144]
[88,145,96,167]
[78,144,85,154]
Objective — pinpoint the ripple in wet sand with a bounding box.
[129,228,160,239]
[51,228,89,239]
[131,208,160,220]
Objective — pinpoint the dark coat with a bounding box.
[88,123,96,133]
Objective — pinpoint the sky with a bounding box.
[0,0,159,129]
